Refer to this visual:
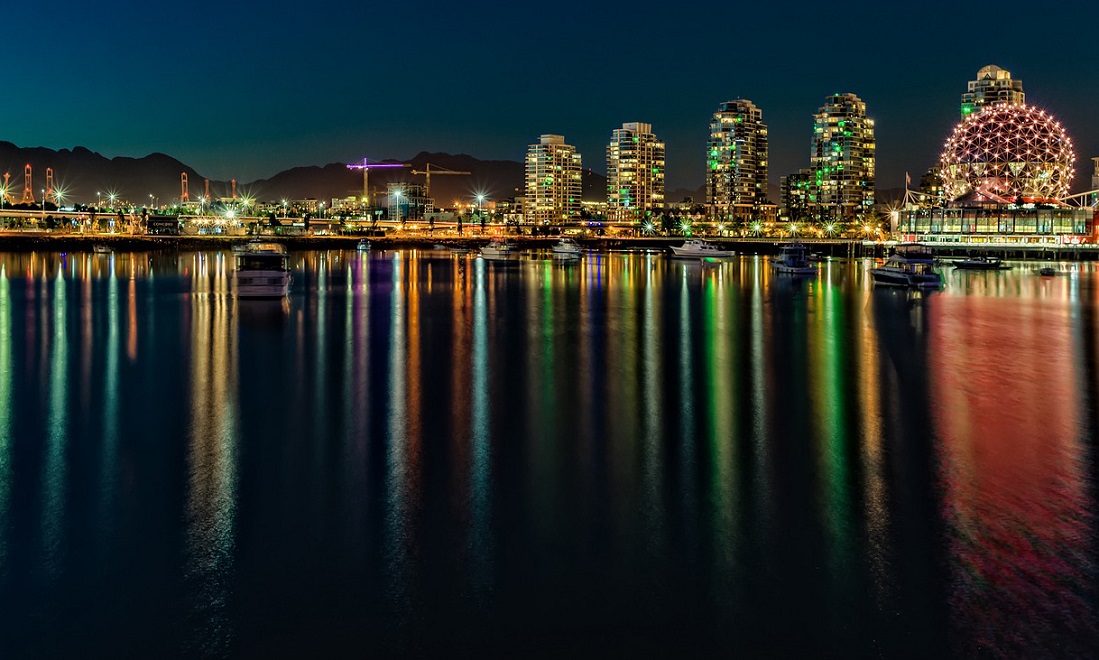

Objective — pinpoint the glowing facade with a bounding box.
[939,104,1075,201]
[525,135,582,224]
[706,100,769,216]
[780,169,812,220]
[961,65,1025,118]
[809,93,875,219]
[606,122,665,222]
[1092,157,1098,204]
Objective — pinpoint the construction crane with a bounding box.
[346,158,409,208]
[409,163,471,200]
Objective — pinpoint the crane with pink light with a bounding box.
[346,158,409,209]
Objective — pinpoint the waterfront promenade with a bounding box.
[2,230,1099,260]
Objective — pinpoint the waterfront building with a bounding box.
[330,196,366,214]
[780,169,812,221]
[706,100,769,222]
[387,182,430,221]
[898,202,1093,244]
[961,64,1025,118]
[809,93,876,220]
[525,134,582,224]
[903,102,1094,244]
[606,122,665,223]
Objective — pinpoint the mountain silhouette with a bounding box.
[0,144,608,209]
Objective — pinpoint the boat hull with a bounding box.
[953,261,1009,270]
[772,264,816,275]
[234,271,291,298]
[669,247,735,258]
[869,268,941,288]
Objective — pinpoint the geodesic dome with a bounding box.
[939,104,1075,201]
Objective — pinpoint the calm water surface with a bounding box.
[0,249,1096,656]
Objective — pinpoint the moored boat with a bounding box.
[480,240,519,263]
[233,242,291,298]
[953,256,1010,270]
[669,240,735,258]
[771,243,816,275]
[551,237,583,256]
[92,244,112,254]
[869,244,942,289]
[356,238,371,251]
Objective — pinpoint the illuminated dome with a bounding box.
[939,104,1075,201]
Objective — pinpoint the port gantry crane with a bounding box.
[346,157,410,209]
[409,163,471,202]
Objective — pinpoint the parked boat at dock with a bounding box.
[771,243,816,275]
[233,242,291,298]
[953,256,1010,270]
[669,240,735,258]
[480,240,520,263]
[551,238,583,257]
[869,244,943,289]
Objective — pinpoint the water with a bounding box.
[0,249,1096,657]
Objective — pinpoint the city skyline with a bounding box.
[1,2,1096,194]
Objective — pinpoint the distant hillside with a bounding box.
[0,142,224,206]
[0,144,608,208]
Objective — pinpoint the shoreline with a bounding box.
[0,233,1096,260]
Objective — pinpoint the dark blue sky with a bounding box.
[4,0,1097,194]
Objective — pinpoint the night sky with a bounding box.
[4,0,1097,195]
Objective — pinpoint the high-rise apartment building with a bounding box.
[606,122,665,222]
[961,65,1025,118]
[780,169,812,221]
[809,93,875,219]
[1092,157,1099,206]
[918,168,946,206]
[525,134,582,224]
[706,99,769,219]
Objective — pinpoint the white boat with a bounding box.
[771,243,816,275]
[233,242,291,298]
[869,245,942,288]
[669,240,735,258]
[356,238,371,251]
[480,241,519,263]
[551,238,582,256]
[92,244,112,254]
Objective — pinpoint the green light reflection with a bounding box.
[43,264,69,575]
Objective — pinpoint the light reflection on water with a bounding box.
[0,249,1094,655]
